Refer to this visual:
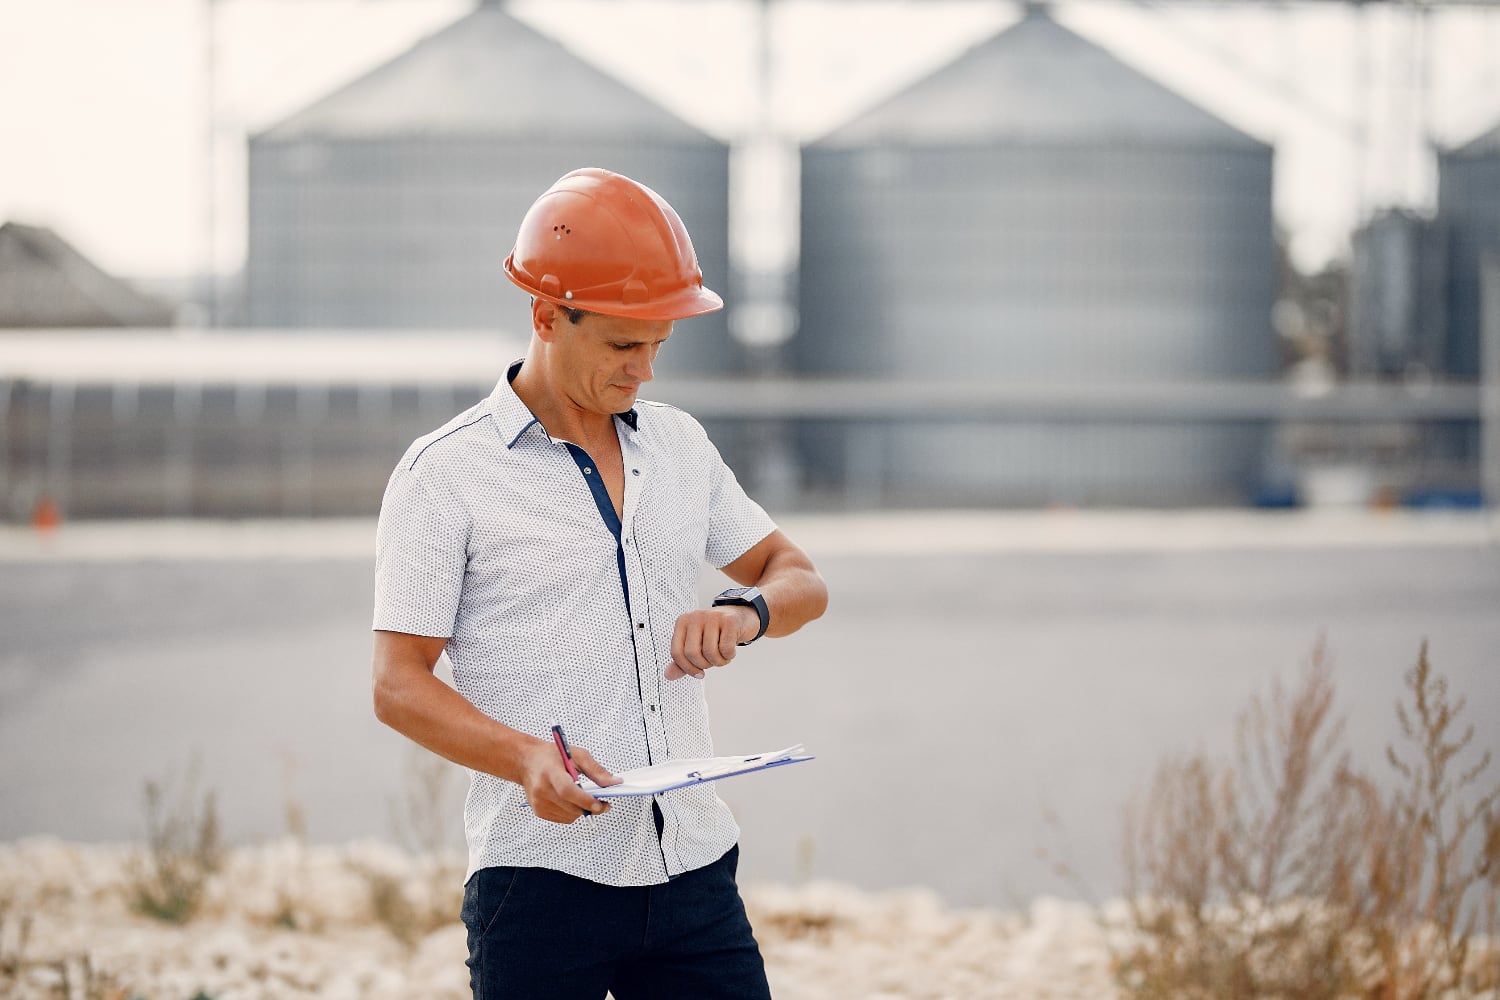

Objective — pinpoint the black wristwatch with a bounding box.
[712,586,770,646]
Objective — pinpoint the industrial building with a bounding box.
[1356,119,1500,382]
[0,222,174,329]
[1438,121,1500,381]
[244,1,736,377]
[1339,118,1500,503]
[10,7,1489,521]
[792,6,1279,506]
[0,332,519,519]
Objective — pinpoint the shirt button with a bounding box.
[637,622,645,629]
[583,467,593,474]
[632,469,640,476]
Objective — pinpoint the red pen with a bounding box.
[551,725,581,783]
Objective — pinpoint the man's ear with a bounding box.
[532,297,561,342]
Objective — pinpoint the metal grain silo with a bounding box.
[1424,120,1500,488]
[793,6,1278,505]
[1438,121,1500,379]
[246,2,734,375]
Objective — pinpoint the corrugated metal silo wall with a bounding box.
[1431,147,1499,471]
[246,137,734,377]
[1439,150,1500,379]
[793,142,1277,506]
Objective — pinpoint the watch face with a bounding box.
[713,586,768,644]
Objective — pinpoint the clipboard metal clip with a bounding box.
[687,761,751,781]
[687,743,805,781]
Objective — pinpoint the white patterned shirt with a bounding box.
[373,360,776,886]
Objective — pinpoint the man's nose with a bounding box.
[625,350,654,383]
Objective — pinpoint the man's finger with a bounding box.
[673,657,706,679]
[689,640,712,670]
[572,747,621,787]
[530,783,607,823]
[695,620,729,667]
[569,793,609,820]
[556,783,609,821]
[670,619,695,672]
[671,621,707,677]
[719,631,737,663]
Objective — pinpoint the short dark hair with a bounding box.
[534,298,588,325]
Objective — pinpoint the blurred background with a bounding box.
[1,0,1498,909]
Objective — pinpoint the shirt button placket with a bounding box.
[625,529,666,759]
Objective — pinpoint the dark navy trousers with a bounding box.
[461,845,772,1000]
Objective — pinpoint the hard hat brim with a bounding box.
[503,254,724,322]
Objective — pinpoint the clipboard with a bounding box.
[578,743,813,799]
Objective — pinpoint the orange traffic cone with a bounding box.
[31,496,62,532]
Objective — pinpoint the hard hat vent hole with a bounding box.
[551,224,573,235]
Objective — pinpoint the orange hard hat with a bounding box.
[503,168,723,321]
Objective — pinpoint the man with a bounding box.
[371,167,828,999]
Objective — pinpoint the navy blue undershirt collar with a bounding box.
[498,361,635,610]
[564,445,631,614]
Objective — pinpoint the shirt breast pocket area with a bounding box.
[638,461,710,548]
[650,517,710,599]
[466,525,620,630]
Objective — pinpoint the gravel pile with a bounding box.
[0,838,1120,999]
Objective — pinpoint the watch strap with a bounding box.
[712,587,770,645]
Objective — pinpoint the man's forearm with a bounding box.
[372,631,614,819]
[754,550,829,640]
[373,641,539,784]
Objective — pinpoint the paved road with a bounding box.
[2,512,1497,907]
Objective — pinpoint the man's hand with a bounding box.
[666,605,759,680]
[517,739,618,823]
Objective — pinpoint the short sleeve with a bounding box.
[703,444,777,569]
[373,466,470,637]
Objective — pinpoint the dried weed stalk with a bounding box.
[267,751,314,932]
[125,762,224,924]
[1118,641,1500,999]
[350,746,465,948]
[0,895,114,998]
[388,744,462,859]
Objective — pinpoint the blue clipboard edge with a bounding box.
[585,754,815,799]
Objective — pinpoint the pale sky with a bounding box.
[1,0,1498,282]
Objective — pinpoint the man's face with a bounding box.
[553,309,673,415]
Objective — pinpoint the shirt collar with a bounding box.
[489,359,640,449]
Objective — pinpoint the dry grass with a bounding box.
[124,763,223,925]
[1118,641,1500,999]
[348,745,466,949]
[111,745,463,951]
[1,892,133,999]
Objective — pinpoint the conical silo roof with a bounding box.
[1452,120,1500,157]
[258,3,711,142]
[0,222,174,327]
[814,5,1262,149]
